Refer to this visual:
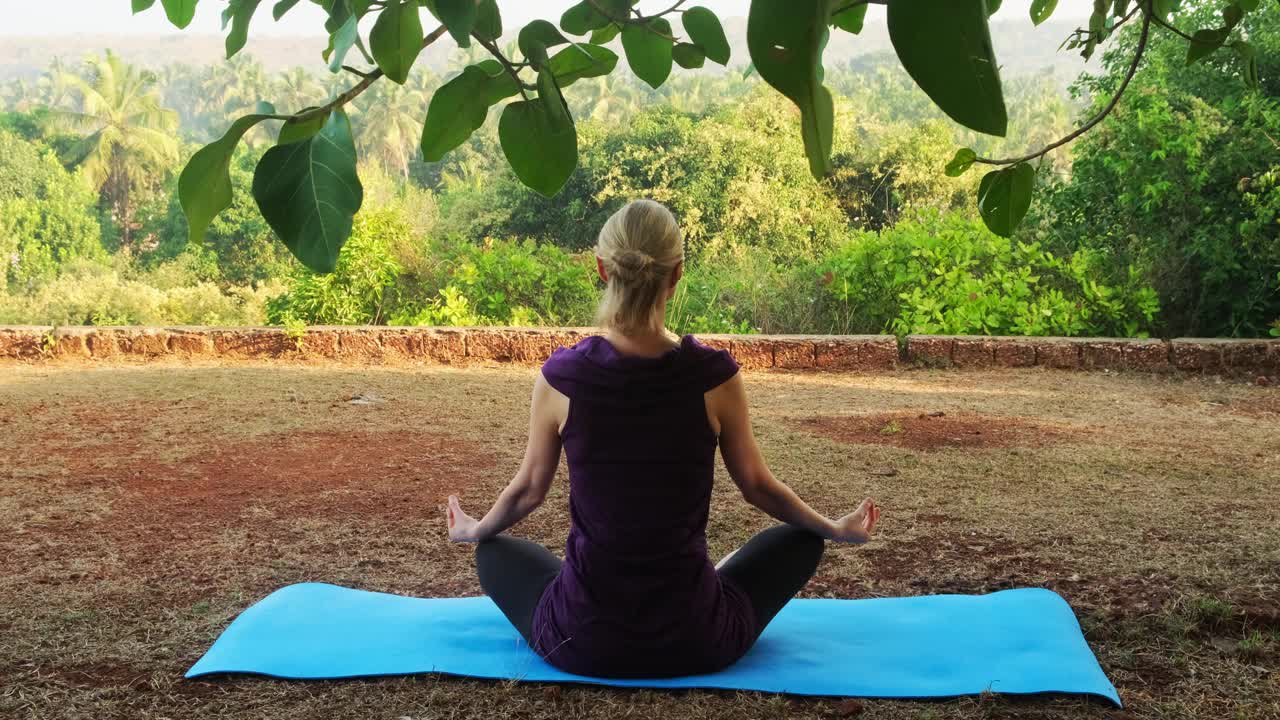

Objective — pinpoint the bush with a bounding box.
[820,213,1160,337]
[0,258,273,326]
[0,130,105,291]
[266,209,406,325]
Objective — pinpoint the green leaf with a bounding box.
[683,7,731,65]
[1237,0,1259,10]
[1186,28,1228,64]
[132,0,157,13]
[560,1,609,36]
[747,0,834,178]
[179,112,273,244]
[370,0,424,84]
[986,0,1004,14]
[324,13,360,73]
[1231,40,1259,87]
[499,96,578,197]
[278,109,329,145]
[272,0,301,21]
[977,162,1035,237]
[831,4,868,34]
[945,147,978,177]
[519,19,571,68]
[1223,3,1244,28]
[161,0,199,29]
[420,61,519,162]
[742,61,756,79]
[590,23,622,44]
[548,44,619,87]
[887,0,1008,137]
[224,0,263,58]
[622,18,674,89]
[673,42,706,69]
[474,0,502,42]
[252,110,364,274]
[1030,0,1058,25]
[429,0,478,49]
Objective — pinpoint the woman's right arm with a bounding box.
[709,374,880,544]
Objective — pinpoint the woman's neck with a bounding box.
[603,327,680,359]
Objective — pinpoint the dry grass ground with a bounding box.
[1,361,1277,720]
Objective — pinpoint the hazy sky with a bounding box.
[4,1,1094,36]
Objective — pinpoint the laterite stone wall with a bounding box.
[0,326,1276,377]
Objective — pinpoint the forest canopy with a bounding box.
[0,0,1275,338]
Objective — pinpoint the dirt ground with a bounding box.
[1,361,1277,720]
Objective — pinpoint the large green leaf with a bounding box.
[746,0,834,178]
[132,0,157,13]
[178,112,273,244]
[977,162,1034,237]
[1030,0,1058,25]
[945,147,977,177]
[548,44,619,87]
[887,0,1008,137]
[591,23,622,44]
[324,13,360,73]
[252,111,364,273]
[1187,28,1229,64]
[224,0,263,58]
[831,4,867,34]
[420,61,519,162]
[519,19,571,68]
[272,0,302,21]
[370,0,424,84]
[278,109,329,145]
[673,43,706,69]
[622,18,674,89]
[683,7,730,65]
[427,0,478,49]
[161,0,199,28]
[560,1,609,36]
[473,0,502,41]
[499,93,577,197]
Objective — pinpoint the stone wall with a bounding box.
[1,326,1276,376]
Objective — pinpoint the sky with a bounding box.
[3,1,1095,36]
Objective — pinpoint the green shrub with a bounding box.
[821,213,1160,337]
[266,209,406,325]
[0,258,272,325]
[0,130,105,291]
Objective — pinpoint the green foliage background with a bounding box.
[0,1,1276,338]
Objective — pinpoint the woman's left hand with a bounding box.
[445,495,482,543]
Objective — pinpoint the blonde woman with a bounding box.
[445,199,880,678]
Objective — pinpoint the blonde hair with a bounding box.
[594,199,685,335]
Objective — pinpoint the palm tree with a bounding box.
[47,50,178,249]
[199,55,272,146]
[274,66,324,115]
[354,70,437,178]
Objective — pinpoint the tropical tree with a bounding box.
[145,0,1269,275]
[354,71,437,178]
[47,50,178,249]
[274,67,326,116]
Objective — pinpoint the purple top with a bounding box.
[531,334,756,677]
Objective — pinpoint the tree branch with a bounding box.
[976,3,1152,166]
[476,35,533,100]
[287,23,449,125]
[585,0,679,42]
[1148,11,1196,42]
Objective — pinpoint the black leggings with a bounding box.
[475,525,825,647]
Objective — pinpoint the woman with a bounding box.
[445,199,880,678]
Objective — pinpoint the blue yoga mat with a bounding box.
[186,583,1120,706]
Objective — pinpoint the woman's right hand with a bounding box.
[830,498,881,544]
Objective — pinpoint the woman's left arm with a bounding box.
[445,373,566,543]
